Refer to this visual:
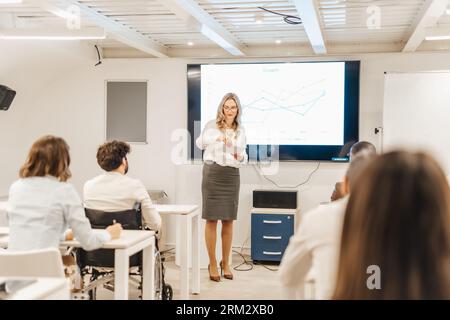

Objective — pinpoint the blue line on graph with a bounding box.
[259,79,326,102]
[242,91,326,117]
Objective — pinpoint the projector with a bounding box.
[0,85,16,111]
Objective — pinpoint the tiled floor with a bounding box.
[95,251,284,300]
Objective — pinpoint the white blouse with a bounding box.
[7,176,110,252]
[196,120,248,168]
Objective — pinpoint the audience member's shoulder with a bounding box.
[58,180,78,193]
[9,179,23,192]
[302,197,347,225]
[117,174,145,188]
[84,174,102,188]
[130,176,146,189]
[54,182,82,203]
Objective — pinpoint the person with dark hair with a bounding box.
[7,135,122,252]
[334,151,450,299]
[279,155,373,299]
[83,140,161,235]
[331,141,376,201]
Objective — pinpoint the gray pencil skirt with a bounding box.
[202,162,240,221]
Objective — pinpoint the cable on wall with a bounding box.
[253,162,321,189]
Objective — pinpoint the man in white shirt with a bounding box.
[84,141,161,236]
[279,155,374,299]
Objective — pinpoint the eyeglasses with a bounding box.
[223,106,237,111]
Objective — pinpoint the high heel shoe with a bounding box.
[208,264,220,282]
[220,261,233,280]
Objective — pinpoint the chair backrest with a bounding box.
[0,248,65,278]
[84,208,143,230]
[77,208,143,269]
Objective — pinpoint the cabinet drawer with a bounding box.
[251,241,286,254]
[251,245,286,262]
[251,234,290,251]
[251,214,294,238]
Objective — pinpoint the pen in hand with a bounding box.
[107,220,122,239]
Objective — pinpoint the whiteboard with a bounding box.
[383,72,450,173]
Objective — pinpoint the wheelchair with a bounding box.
[75,207,173,300]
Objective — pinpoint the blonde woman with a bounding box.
[196,93,247,282]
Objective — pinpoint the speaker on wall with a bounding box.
[0,85,16,111]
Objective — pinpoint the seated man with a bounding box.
[84,141,161,237]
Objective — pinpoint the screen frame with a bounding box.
[187,60,360,162]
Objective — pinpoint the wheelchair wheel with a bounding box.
[162,284,173,300]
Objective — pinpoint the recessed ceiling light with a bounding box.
[187,41,194,46]
[276,39,282,44]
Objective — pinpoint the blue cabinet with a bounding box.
[251,212,295,262]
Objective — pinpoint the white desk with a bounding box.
[0,229,155,300]
[155,204,200,300]
[0,277,70,300]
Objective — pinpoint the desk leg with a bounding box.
[114,249,129,300]
[192,212,200,294]
[180,215,191,300]
[142,238,155,300]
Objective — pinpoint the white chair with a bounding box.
[0,248,65,278]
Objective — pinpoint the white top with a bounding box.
[7,177,110,252]
[279,197,348,300]
[196,120,247,168]
[83,172,161,233]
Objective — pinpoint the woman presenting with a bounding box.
[196,92,247,281]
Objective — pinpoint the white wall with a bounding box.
[3,42,450,247]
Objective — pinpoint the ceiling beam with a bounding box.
[425,25,450,40]
[38,0,169,58]
[291,0,327,54]
[402,0,449,52]
[158,0,245,56]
